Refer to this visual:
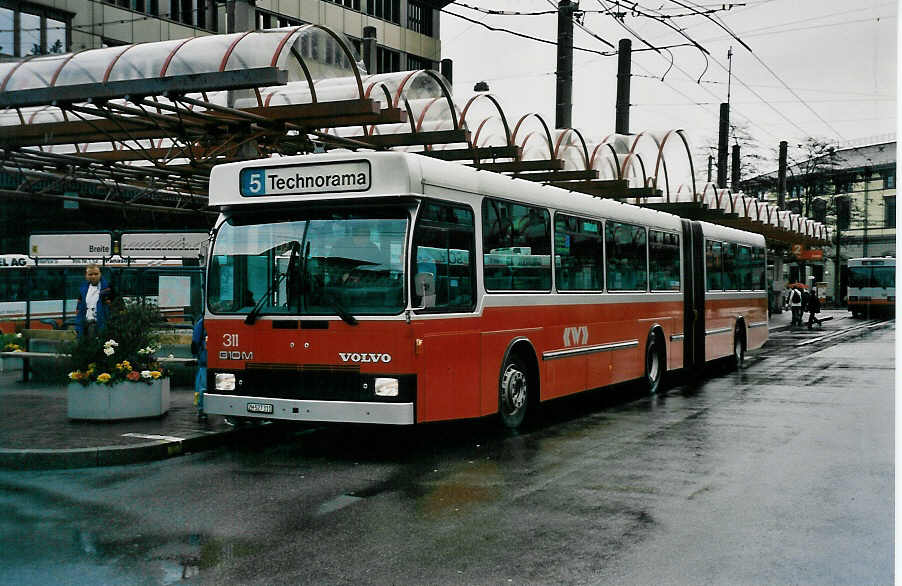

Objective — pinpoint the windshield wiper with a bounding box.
[245,241,300,325]
[327,297,358,326]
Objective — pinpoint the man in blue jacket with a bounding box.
[191,317,207,421]
[75,264,114,338]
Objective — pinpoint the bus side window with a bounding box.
[554,214,603,291]
[482,199,551,291]
[706,240,723,291]
[605,221,647,291]
[723,242,738,290]
[411,201,476,312]
[649,230,680,291]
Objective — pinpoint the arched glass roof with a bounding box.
[0,26,827,245]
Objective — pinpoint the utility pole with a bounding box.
[863,163,871,257]
[555,0,577,129]
[363,26,377,75]
[615,38,631,135]
[777,140,788,209]
[731,144,741,191]
[716,103,729,188]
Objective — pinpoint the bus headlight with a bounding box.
[374,377,399,397]
[215,373,236,391]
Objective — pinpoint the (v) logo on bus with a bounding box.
[563,326,588,347]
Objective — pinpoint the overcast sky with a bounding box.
[441,0,897,166]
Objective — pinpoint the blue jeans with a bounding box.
[194,366,206,411]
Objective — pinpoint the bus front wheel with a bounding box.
[499,354,529,429]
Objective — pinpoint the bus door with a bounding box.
[681,219,705,372]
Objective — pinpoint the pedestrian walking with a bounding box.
[75,264,114,338]
[191,317,208,421]
[807,287,822,329]
[789,285,803,327]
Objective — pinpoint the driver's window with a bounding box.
[411,201,476,312]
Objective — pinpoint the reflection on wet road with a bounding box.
[0,320,893,584]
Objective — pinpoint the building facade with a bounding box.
[746,140,896,304]
[0,0,448,73]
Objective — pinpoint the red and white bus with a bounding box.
[203,152,768,428]
[847,257,895,318]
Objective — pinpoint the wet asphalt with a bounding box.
[0,316,893,585]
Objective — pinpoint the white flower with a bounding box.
[103,339,118,348]
[168,354,174,359]
[15,333,22,338]
[140,370,152,379]
[103,346,115,356]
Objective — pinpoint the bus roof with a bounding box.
[848,257,896,267]
[209,151,764,246]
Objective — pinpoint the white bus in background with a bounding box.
[0,255,203,333]
[847,257,895,318]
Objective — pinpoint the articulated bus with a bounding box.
[847,257,895,318]
[203,152,768,428]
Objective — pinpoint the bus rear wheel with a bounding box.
[499,354,529,429]
[731,324,746,369]
[644,333,664,395]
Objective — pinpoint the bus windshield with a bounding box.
[208,211,408,317]
[849,266,895,289]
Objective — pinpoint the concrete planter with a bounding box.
[0,355,23,373]
[67,378,170,420]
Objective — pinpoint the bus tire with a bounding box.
[499,354,529,429]
[731,322,746,369]
[644,332,665,395]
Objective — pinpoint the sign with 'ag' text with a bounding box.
[240,160,371,197]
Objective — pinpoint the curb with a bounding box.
[0,422,291,471]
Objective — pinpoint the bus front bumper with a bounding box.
[204,393,415,425]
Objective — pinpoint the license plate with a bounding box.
[247,402,273,414]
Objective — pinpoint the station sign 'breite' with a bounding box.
[29,233,113,259]
[239,160,371,197]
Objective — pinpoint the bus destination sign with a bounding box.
[240,160,371,197]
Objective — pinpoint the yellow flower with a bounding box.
[68,371,82,380]
[149,371,162,379]
[96,373,112,383]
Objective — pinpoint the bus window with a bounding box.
[605,221,647,291]
[722,242,738,290]
[411,201,476,312]
[649,230,680,291]
[752,247,766,290]
[706,240,723,291]
[736,245,752,290]
[872,265,894,288]
[482,199,551,291]
[554,214,603,291]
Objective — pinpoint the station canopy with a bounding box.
[0,26,827,246]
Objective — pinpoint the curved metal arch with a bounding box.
[619,151,648,187]
[392,69,458,131]
[589,142,622,180]
[160,37,202,77]
[622,131,662,180]
[1,54,41,91]
[649,129,696,203]
[48,49,90,86]
[363,82,415,136]
[216,31,255,74]
[102,43,143,82]
[277,24,365,98]
[460,94,512,147]
[511,113,554,160]
[553,128,590,169]
[287,45,317,103]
